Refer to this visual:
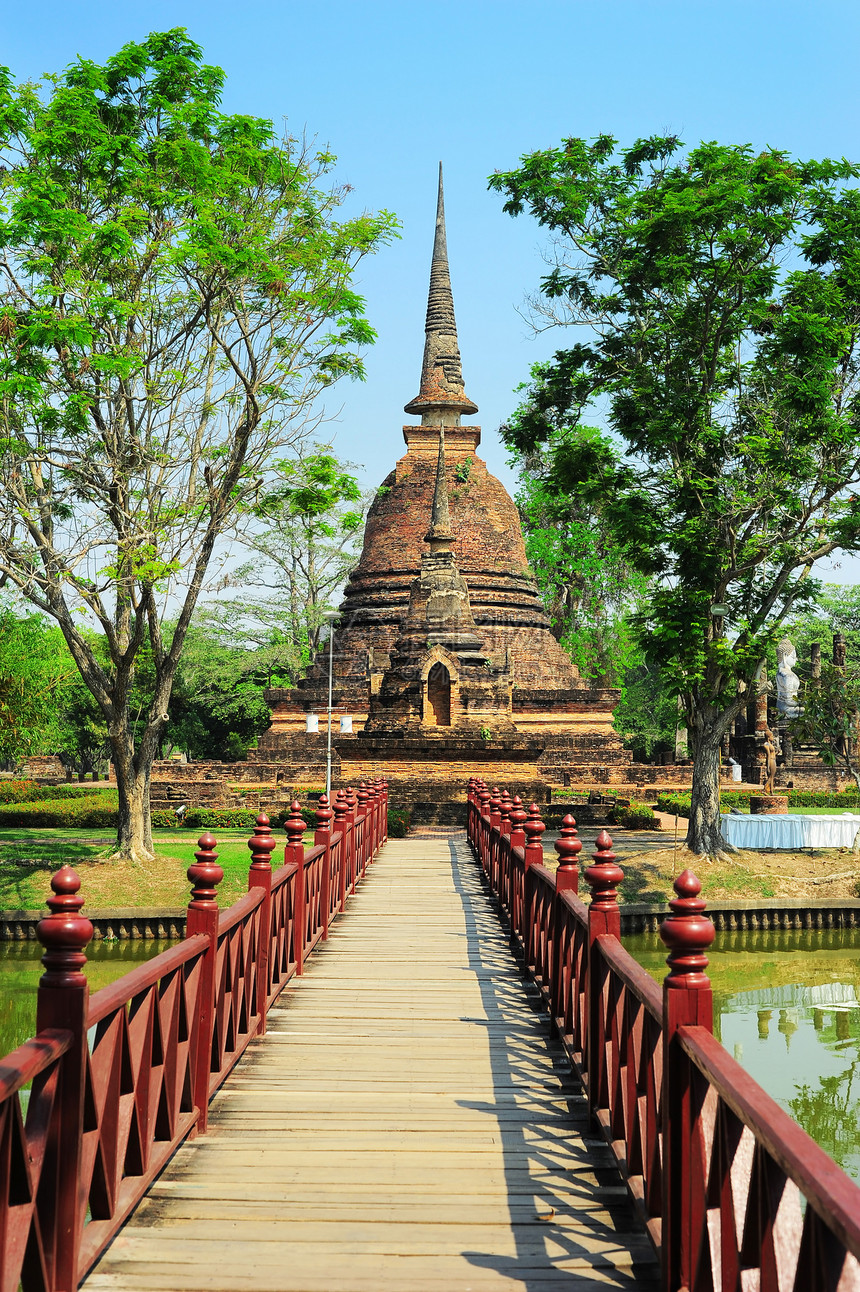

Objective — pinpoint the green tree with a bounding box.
[514,455,646,683]
[791,660,860,805]
[491,135,860,855]
[165,621,276,762]
[0,31,397,859]
[0,597,75,763]
[227,445,367,657]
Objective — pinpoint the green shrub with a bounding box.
[0,779,116,805]
[656,788,860,817]
[151,809,179,829]
[616,800,660,829]
[0,779,43,803]
[387,807,410,837]
[183,807,260,831]
[0,796,118,828]
[181,806,317,833]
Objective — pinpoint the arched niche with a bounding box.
[427,662,452,727]
[421,649,459,728]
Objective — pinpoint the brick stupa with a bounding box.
[258,166,631,799]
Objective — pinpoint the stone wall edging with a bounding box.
[619,900,860,935]
[0,908,186,941]
[3,899,860,940]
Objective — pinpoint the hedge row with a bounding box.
[0,779,114,804]
[0,794,407,836]
[656,789,860,817]
[0,796,118,828]
[615,801,660,829]
[178,805,410,837]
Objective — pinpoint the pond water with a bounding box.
[0,939,175,1062]
[626,927,860,1181]
[4,929,860,1182]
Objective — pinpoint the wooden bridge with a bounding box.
[2,780,860,1291]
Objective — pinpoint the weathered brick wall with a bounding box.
[21,754,67,781]
[325,442,578,693]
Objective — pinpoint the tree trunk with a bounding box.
[686,720,728,856]
[111,728,155,863]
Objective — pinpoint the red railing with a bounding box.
[466,777,860,1291]
[0,780,388,1291]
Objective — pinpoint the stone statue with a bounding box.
[762,727,777,795]
[776,638,802,717]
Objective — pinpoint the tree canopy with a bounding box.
[0,30,397,858]
[491,135,860,853]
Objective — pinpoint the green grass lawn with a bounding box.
[0,827,299,910]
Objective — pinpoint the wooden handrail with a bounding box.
[679,1025,860,1256]
[465,775,860,1291]
[0,780,389,1291]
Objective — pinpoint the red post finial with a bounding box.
[286,800,306,848]
[585,830,623,914]
[315,792,333,834]
[499,790,513,830]
[357,782,369,810]
[555,813,582,894]
[478,784,492,816]
[333,789,349,825]
[489,786,502,813]
[509,794,528,838]
[660,869,716,991]
[188,833,223,910]
[37,865,94,988]
[248,813,276,874]
[523,803,545,870]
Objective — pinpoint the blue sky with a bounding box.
[6,0,860,573]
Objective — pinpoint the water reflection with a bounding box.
[0,939,176,1061]
[626,927,860,1181]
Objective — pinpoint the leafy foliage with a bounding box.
[791,660,860,790]
[514,459,645,682]
[0,601,76,763]
[0,31,397,856]
[491,135,860,853]
[221,444,368,659]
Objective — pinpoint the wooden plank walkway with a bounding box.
[84,831,660,1291]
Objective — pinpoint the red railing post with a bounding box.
[554,814,582,895]
[584,830,623,1118]
[285,801,307,975]
[660,870,715,1292]
[478,784,491,874]
[333,790,349,910]
[357,782,369,877]
[379,779,389,844]
[551,814,582,1034]
[509,794,527,852]
[466,777,477,845]
[523,804,545,975]
[35,865,94,1291]
[499,791,513,915]
[186,831,223,1136]
[523,802,545,872]
[365,782,378,856]
[509,795,528,941]
[247,813,276,1035]
[315,793,334,938]
[345,787,358,894]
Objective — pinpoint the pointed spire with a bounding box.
[405,163,478,423]
[424,428,453,549]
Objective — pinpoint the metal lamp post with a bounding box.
[324,609,339,798]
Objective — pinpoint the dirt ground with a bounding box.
[619,842,860,904]
[545,814,860,907]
